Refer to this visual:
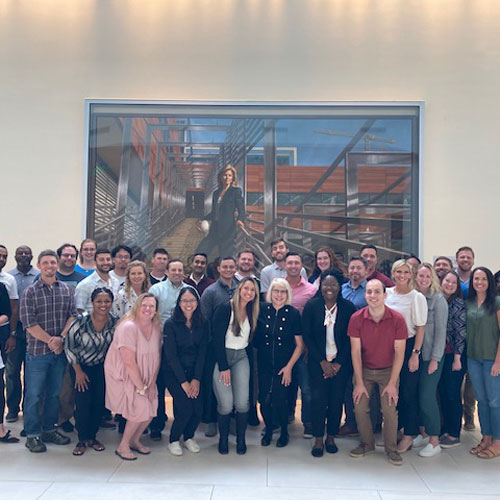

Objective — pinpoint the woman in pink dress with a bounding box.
[105,293,162,460]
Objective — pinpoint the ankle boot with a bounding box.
[217,414,230,454]
[236,412,248,455]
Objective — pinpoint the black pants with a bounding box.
[150,359,167,432]
[165,371,203,443]
[310,362,350,438]
[397,337,420,436]
[71,363,105,442]
[258,368,289,434]
[439,352,466,438]
[5,328,26,415]
[0,367,5,425]
[202,344,217,424]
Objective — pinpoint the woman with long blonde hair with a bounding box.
[414,263,448,457]
[212,277,259,455]
[196,164,246,258]
[104,293,162,460]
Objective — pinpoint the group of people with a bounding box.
[0,237,499,467]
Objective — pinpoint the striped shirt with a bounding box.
[20,279,77,356]
[65,312,117,366]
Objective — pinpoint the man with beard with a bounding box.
[56,244,86,288]
[455,246,474,291]
[184,253,214,296]
[360,245,393,288]
[434,256,453,282]
[75,248,119,313]
[260,239,306,294]
[342,256,368,310]
[235,249,260,283]
[5,246,39,422]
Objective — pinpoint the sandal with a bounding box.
[470,441,489,455]
[72,441,86,456]
[87,439,105,451]
[0,430,20,444]
[130,445,151,455]
[477,446,500,460]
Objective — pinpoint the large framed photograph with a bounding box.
[86,101,421,272]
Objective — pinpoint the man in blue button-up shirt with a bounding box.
[342,256,368,311]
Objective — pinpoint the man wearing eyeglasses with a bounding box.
[56,244,86,288]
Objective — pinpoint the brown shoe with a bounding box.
[350,443,375,458]
[337,424,359,437]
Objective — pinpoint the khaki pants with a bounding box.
[58,364,75,424]
[354,367,399,453]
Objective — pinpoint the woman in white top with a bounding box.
[385,259,428,453]
[212,277,260,455]
[113,261,151,318]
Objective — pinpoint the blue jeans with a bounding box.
[24,352,67,437]
[467,358,500,440]
[213,349,250,415]
[295,355,311,424]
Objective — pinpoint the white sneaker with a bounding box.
[418,443,441,457]
[168,441,183,456]
[412,434,430,448]
[184,438,201,453]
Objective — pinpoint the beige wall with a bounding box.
[1,0,499,269]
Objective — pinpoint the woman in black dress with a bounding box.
[302,269,356,457]
[254,278,303,447]
[197,164,246,258]
[163,287,208,456]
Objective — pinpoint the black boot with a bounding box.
[236,412,248,455]
[277,406,289,448]
[217,414,230,454]
[260,403,273,446]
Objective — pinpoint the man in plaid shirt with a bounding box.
[20,250,77,453]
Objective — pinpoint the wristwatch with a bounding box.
[412,348,421,355]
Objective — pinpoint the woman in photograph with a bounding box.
[113,260,151,318]
[385,259,428,453]
[414,263,448,457]
[65,287,117,456]
[254,278,303,448]
[466,267,500,459]
[104,293,162,460]
[212,277,259,455]
[163,287,208,456]
[74,238,97,277]
[308,246,346,287]
[302,269,356,457]
[438,270,467,448]
[196,164,246,258]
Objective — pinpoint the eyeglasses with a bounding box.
[61,253,77,258]
[115,255,130,260]
[271,289,287,295]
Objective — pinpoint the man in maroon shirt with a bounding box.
[348,279,407,466]
[360,245,393,288]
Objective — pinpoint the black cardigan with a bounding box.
[212,302,253,371]
[302,296,356,368]
[163,317,208,384]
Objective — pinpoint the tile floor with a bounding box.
[1,402,499,500]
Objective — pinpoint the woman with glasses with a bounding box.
[74,238,97,277]
[163,287,208,456]
[254,278,303,448]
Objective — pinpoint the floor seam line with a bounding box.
[410,462,432,494]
